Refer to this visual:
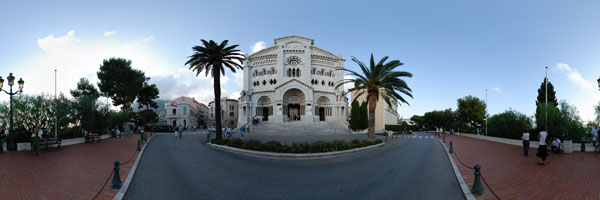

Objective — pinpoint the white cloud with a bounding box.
[37,30,80,52]
[343,75,355,92]
[0,30,172,104]
[555,63,593,90]
[229,91,241,100]
[104,31,116,37]
[251,41,266,53]
[491,87,503,94]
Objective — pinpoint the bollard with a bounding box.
[111,160,122,189]
[137,139,141,151]
[471,164,484,195]
[449,141,454,153]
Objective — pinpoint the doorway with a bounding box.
[319,107,325,121]
[288,104,301,121]
[262,107,269,121]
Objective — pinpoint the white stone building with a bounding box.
[209,98,239,128]
[164,96,206,129]
[238,36,348,127]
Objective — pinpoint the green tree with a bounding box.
[457,95,487,132]
[350,101,360,130]
[595,102,600,124]
[0,94,55,142]
[410,115,425,130]
[487,109,533,139]
[70,78,100,99]
[360,101,368,130]
[136,80,160,110]
[185,40,245,139]
[97,57,146,111]
[536,78,558,107]
[336,54,413,141]
[557,100,587,142]
[535,102,561,136]
[136,109,158,127]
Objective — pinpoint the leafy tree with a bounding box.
[350,101,360,130]
[185,40,245,139]
[336,54,413,141]
[410,115,425,130]
[72,95,103,134]
[97,57,146,111]
[0,94,55,142]
[70,78,100,99]
[137,80,160,110]
[535,102,561,136]
[557,100,587,142]
[487,109,533,139]
[360,101,368,130]
[457,95,487,132]
[136,109,158,127]
[536,78,558,107]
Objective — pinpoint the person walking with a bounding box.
[522,128,530,157]
[178,125,183,138]
[240,124,245,140]
[31,126,43,156]
[0,124,6,153]
[174,126,178,138]
[536,128,549,165]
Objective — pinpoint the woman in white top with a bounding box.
[522,128,530,157]
[536,129,548,165]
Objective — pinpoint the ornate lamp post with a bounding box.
[0,73,25,151]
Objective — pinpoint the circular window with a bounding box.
[286,56,301,66]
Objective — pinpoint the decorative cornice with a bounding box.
[310,46,344,61]
[274,79,313,90]
[274,35,314,45]
[248,46,278,58]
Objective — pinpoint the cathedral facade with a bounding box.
[238,36,348,126]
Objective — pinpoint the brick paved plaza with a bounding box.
[438,133,600,200]
[0,134,147,200]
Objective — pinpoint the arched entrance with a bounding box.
[283,88,305,121]
[319,107,325,121]
[257,96,272,121]
[316,96,330,122]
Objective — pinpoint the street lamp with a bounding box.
[0,73,25,151]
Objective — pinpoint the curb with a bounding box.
[113,135,155,200]
[207,142,385,159]
[436,137,476,200]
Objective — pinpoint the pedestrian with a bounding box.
[226,128,232,139]
[0,124,6,153]
[31,126,43,156]
[174,127,178,138]
[240,124,245,140]
[522,128,530,157]
[244,123,248,134]
[178,125,183,138]
[591,125,599,152]
[536,128,549,165]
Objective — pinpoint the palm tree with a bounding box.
[336,54,413,141]
[186,40,245,139]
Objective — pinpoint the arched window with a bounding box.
[263,69,266,75]
[297,68,300,77]
[292,68,296,77]
[311,68,315,74]
[329,70,333,77]
[287,69,291,77]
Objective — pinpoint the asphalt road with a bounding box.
[124,132,465,200]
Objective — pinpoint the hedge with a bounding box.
[210,138,383,153]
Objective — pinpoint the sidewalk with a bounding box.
[438,133,600,200]
[0,134,147,200]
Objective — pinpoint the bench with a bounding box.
[86,133,102,143]
[31,138,62,150]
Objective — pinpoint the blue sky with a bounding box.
[0,0,599,121]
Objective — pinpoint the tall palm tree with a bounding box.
[186,40,245,139]
[336,54,413,141]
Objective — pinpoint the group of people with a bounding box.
[522,125,600,165]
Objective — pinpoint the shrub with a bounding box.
[212,139,382,153]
